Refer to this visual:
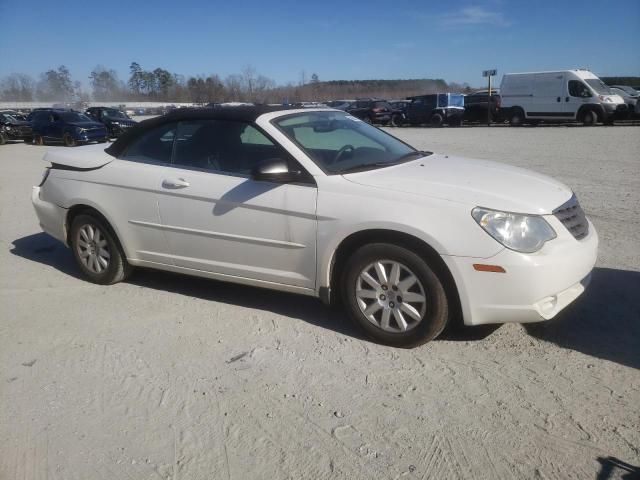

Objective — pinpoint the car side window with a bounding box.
[569,80,591,98]
[121,122,177,164]
[171,119,289,177]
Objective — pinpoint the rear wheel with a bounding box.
[342,243,449,347]
[34,134,44,145]
[430,113,444,127]
[70,214,132,285]
[390,114,404,127]
[63,133,77,147]
[509,108,525,126]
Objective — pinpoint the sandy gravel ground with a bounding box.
[1,125,639,479]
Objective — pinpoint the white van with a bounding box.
[500,70,626,126]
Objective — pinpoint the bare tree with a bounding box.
[0,73,35,101]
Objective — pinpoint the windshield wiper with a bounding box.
[339,151,431,174]
[393,150,431,163]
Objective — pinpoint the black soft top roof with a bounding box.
[105,105,300,157]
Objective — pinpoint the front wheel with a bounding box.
[0,132,7,145]
[581,109,598,126]
[70,214,132,285]
[342,243,449,347]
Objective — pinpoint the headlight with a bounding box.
[111,121,120,126]
[472,207,556,253]
[76,127,86,133]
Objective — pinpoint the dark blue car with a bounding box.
[31,109,108,146]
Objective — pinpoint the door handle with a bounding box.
[162,178,190,189]
[556,97,561,102]
[565,97,570,102]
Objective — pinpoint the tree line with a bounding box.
[0,63,472,104]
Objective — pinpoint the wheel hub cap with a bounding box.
[355,260,427,333]
[76,224,110,274]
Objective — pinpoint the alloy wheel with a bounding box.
[355,260,427,333]
[76,224,111,274]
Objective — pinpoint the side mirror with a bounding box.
[251,158,301,183]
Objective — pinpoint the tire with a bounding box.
[70,214,132,285]
[509,108,525,126]
[430,113,444,127]
[34,135,44,146]
[449,116,462,127]
[390,114,404,127]
[341,243,449,347]
[23,137,33,144]
[0,132,7,145]
[63,133,77,147]
[363,116,372,124]
[581,109,598,126]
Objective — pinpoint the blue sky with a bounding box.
[1,0,639,87]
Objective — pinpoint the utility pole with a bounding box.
[482,69,497,127]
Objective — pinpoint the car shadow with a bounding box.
[596,456,640,480]
[525,267,640,370]
[10,232,502,344]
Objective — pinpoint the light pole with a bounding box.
[482,69,497,127]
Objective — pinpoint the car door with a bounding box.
[532,72,568,118]
[157,119,318,289]
[566,78,594,118]
[48,112,64,141]
[105,121,178,265]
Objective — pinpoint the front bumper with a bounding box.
[443,217,598,325]
[32,186,67,243]
[602,103,628,120]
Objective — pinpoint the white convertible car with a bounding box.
[32,107,598,346]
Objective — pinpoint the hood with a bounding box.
[43,143,113,169]
[343,154,572,214]
[67,121,106,129]
[105,117,136,124]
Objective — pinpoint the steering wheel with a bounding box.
[333,144,355,164]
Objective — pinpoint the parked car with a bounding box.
[85,107,137,138]
[0,109,29,122]
[609,88,638,117]
[0,111,33,144]
[347,99,394,124]
[500,69,627,126]
[31,106,597,347]
[396,94,465,127]
[30,109,108,146]
[326,100,355,111]
[609,85,639,98]
[463,90,501,123]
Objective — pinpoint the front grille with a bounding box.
[553,194,589,240]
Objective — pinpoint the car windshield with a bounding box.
[614,85,638,95]
[273,111,428,174]
[0,113,18,123]
[438,94,464,108]
[584,79,612,95]
[60,112,93,123]
[104,108,127,119]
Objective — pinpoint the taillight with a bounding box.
[372,108,382,112]
[39,167,50,186]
